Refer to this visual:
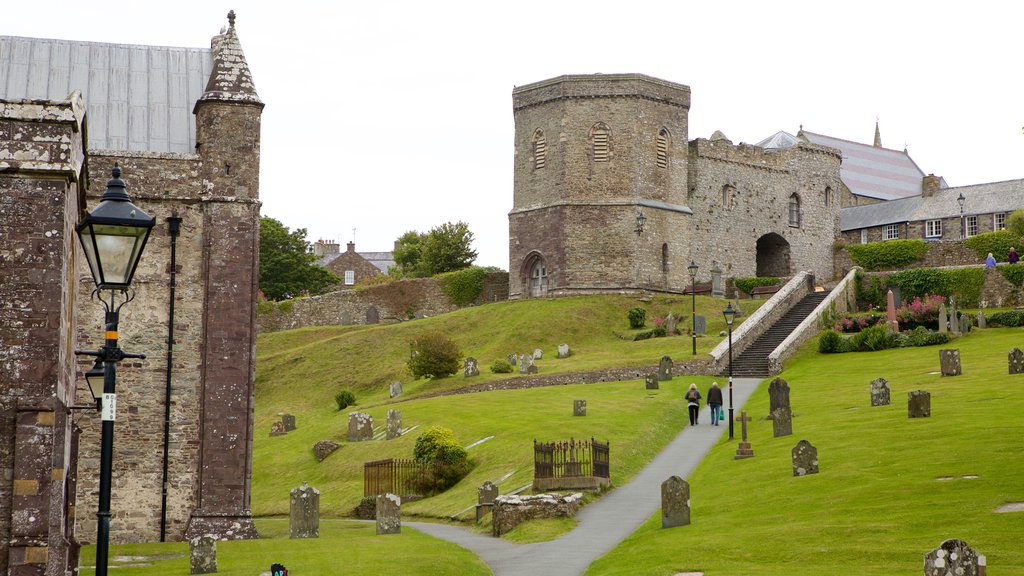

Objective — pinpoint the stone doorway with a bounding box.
[523,253,549,298]
[756,233,791,277]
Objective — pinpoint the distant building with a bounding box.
[314,240,394,286]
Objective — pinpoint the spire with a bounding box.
[873,119,882,148]
[195,10,263,110]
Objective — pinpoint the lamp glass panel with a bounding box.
[91,224,147,286]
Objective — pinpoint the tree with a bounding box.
[259,216,339,300]
[1007,209,1024,238]
[407,332,461,379]
[421,221,478,275]
[392,230,426,277]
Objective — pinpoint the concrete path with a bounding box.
[408,376,762,576]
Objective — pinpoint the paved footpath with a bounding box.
[408,376,761,576]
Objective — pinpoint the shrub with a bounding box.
[408,460,473,497]
[894,293,945,331]
[906,326,950,347]
[846,239,929,271]
[440,266,492,306]
[999,265,1024,287]
[627,307,647,329]
[1008,209,1024,237]
[407,332,462,379]
[490,359,513,373]
[818,329,845,353]
[964,230,1024,262]
[850,323,898,352]
[633,327,666,341]
[334,390,356,411]
[988,310,1024,327]
[734,277,780,295]
[356,273,395,289]
[832,312,883,333]
[410,427,472,496]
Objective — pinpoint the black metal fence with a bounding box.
[534,438,610,480]
[363,458,428,497]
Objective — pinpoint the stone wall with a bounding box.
[834,240,987,278]
[491,493,582,537]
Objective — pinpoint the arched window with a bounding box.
[722,184,735,209]
[788,193,801,227]
[591,123,610,162]
[662,243,669,274]
[533,129,547,170]
[824,186,832,206]
[656,128,670,168]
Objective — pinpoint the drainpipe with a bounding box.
[160,216,182,541]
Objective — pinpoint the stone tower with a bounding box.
[509,74,693,297]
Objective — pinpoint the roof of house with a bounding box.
[800,130,933,201]
[317,251,395,274]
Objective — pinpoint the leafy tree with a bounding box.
[392,230,427,277]
[407,332,461,379]
[259,216,339,300]
[1007,209,1024,238]
[421,221,477,275]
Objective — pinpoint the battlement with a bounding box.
[513,73,691,111]
[690,137,840,171]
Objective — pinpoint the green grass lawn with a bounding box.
[586,327,1024,575]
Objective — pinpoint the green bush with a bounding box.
[440,266,495,306]
[846,239,929,271]
[988,310,1024,327]
[906,326,950,347]
[633,327,666,341]
[277,300,294,313]
[999,265,1024,287]
[818,330,845,353]
[490,359,513,373]
[964,230,1024,262]
[734,277,780,295]
[407,332,462,379]
[860,267,986,309]
[1007,209,1024,237]
[334,390,356,411]
[850,324,898,352]
[627,307,647,329]
[413,427,468,465]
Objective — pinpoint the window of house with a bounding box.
[656,129,669,168]
[966,215,978,237]
[344,270,355,285]
[533,129,546,170]
[824,186,832,206]
[860,229,868,244]
[788,194,801,227]
[925,219,942,238]
[884,224,899,240]
[592,123,610,162]
[995,212,1007,231]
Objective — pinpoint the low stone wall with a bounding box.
[492,493,582,536]
[834,240,980,278]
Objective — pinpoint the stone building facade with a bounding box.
[509,74,842,298]
[313,240,387,287]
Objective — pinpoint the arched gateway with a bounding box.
[756,233,791,277]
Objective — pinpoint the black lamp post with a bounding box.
[688,260,698,355]
[957,192,966,239]
[634,208,647,236]
[74,165,154,576]
[723,302,736,440]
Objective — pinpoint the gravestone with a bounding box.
[376,493,401,535]
[959,313,970,334]
[661,476,690,528]
[347,412,374,442]
[885,289,899,333]
[908,390,931,418]
[939,349,962,376]
[924,539,982,576]
[658,355,673,381]
[710,264,724,297]
[270,421,286,437]
[664,312,677,336]
[365,305,379,324]
[289,481,320,539]
[734,412,754,459]
[386,409,402,440]
[478,481,498,506]
[573,400,587,416]
[280,413,296,432]
[870,377,891,407]
[768,377,793,438]
[938,304,948,333]
[313,440,339,462]
[1009,348,1024,374]
[791,440,819,476]
[518,354,533,374]
[977,311,987,329]
[464,357,479,377]
[557,344,570,358]
[949,298,959,335]
[389,381,403,398]
[507,353,518,367]
[733,298,744,317]
[189,534,217,575]
[888,285,902,308]
[340,310,352,326]
[533,348,543,359]
[694,314,707,335]
[645,373,659,390]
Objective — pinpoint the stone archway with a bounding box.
[756,233,791,277]
[521,252,549,298]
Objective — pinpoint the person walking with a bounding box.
[707,381,724,426]
[985,252,997,268]
[685,383,702,426]
[1010,247,1019,265]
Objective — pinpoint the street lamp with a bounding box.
[957,192,966,239]
[75,165,154,576]
[634,208,647,236]
[688,260,698,355]
[723,302,736,440]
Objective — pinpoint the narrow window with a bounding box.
[533,129,547,170]
[662,243,669,273]
[656,129,669,169]
[824,186,832,206]
[788,194,801,227]
[925,219,942,238]
[344,270,355,285]
[722,184,734,209]
[885,224,899,240]
[965,215,978,238]
[860,229,868,244]
[995,212,1007,231]
[592,123,610,162]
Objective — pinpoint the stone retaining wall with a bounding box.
[492,493,582,536]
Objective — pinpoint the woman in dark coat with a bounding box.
[707,381,724,426]
[685,383,702,426]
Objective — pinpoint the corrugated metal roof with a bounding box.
[840,179,1024,231]
[0,36,212,153]
[801,131,928,201]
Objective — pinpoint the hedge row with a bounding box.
[844,239,929,271]
[856,267,986,308]
[734,277,780,295]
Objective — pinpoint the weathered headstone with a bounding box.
[557,344,570,359]
[507,353,518,367]
[661,476,690,528]
[977,311,986,329]
[710,264,724,298]
[376,493,401,535]
[949,298,959,335]
[386,409,402,440]
[270,421,286,437]
[478,481,498,506]
[289,481,320,539]
[908,390,931,418]
[870,377,891,407]
[658,355,673,381]
[464,357,479,377]
[340,310,352,326]
[791,440,819,476]
[313,440,339,462]
[519,354,534,374]
[347,412,374,442]
[280,413,296,432]
[959,313,970,334]
[533,348,543,360]
[734,412,754,459]
[939,349,961,376]
[768,377,793,437]
[694,314,707,335]
[189,534,217,575]
[365,305,379,324]
[924,539,982,576]
[664,312,677,336]
[1009,348,1024,374]
[573,400,587,416]
[733,298,744,317]
[885,289,899,333]
[389,381,403,398]
[645,373,659,390]
[938,304,948,333]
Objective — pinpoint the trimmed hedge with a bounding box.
[964,230,1024,262]
[857,267,986,308]
[987,310,1024,327]
[735,277,780,295]
[999,265,1024,287]
[845,239,929,271]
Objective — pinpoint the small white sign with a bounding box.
[101,393,117,421]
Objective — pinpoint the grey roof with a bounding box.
[0,36,212,153]
[801,130,931,201]
[840,196,923,230]
[755,131,801,151]
[317,252,396,274]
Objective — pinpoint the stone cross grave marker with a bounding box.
[939,349,961,376]
[924,538,982,576]
[792,440,819,476]
[507,353,518,367]
[734,411,754,459]
[1010,348,1024,374]
[289,481,320,539]
[464,357,479,377]
[658,355,673,381]
[661,475,690,528]
[557,344,570,358]
[870,377,891,407]
[348,412,374,442]
[376,493,401,535]
[280,413,296,432]
[938,304,948,334]
[519,354,535,374]
[270,421,286,437]
[769,377,793,437]
[645,373,659,390]
[189,534,217,575]
[389,381,403,398]
[573,400,587,417]
[694,314,706,335]
[365,305,379,324]
[977,311,986,329]
[908,390,931,418]
[533,348,543,359]
[386,409,402,440]
[313,440,339,462]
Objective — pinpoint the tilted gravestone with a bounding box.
[376,493,401,535]
[533,348,543,360]
[924,539,983,576]
[658,356,673,381]
[1009,348,1024,374]
[908,390,931,418]
[507,353,518,367]
[365,305,379,324]
[270,421,286,437]
[313,440,339,462]
[557,344,570,358]
[189,534,217,575]
[939,349,961,376]
[792,440,819,476]
[769,377,793,437]
[573,400,587,417]
[386,409,402,440]
[645,373,659,390]
[519,354,534,374]
[661,475,690,528]
[870,377,891,407]
[977,311,987,329]
[289,481,320,539]
[389,381,403,398]
[280,413,296,432]
[464,357,480,377]
[938,304,948,333]
[348,412,374,442]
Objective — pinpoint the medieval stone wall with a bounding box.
[833,240,986,278]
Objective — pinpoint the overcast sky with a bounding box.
[7,1,1023,268]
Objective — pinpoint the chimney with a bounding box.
[921,174,942,197]
[346,241,356,253]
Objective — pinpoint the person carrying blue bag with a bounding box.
[707,381,724,426]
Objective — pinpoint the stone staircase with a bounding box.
[722,290,831,377]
